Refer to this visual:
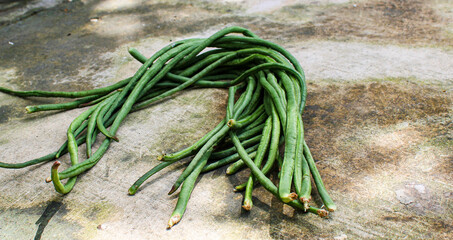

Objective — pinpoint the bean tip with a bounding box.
[167,215,181,229]
[225,168,233,175]
[25,106,33,113]
[234,185,245,192]
[51,161,61,170]
[128,187,137,195]
[168,185,177,195]
[327,205,336,212]
[127,47,136,53]
[242,200,252,211]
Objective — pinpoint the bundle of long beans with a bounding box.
[0,26,335,228]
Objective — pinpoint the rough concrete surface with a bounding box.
[0,0,452,239]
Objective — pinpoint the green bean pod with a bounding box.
[243,116,273,210]
[168,125,229,195]
[303,141,336,212]
[167,148,213,229]
[87,92,119,157]
[201,145,258,173]
[0,77,130,99]
[278,70,299,203]
[210,134,261,160]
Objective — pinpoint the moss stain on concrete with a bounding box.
[60,200,121,240]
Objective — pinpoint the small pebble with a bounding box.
[97,223,108,230]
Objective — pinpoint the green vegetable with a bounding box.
[0,26,335,228]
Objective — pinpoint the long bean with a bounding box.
[51,104,97,193]
[168,125,229,195]
[167,148,212,229]
[0,78,130,98]
[303,141,336,212]
[243,116,273,210]
[278,70,299,203]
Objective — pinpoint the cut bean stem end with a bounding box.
[167,214,181,229]
[242,200,252,211]
[280,192,298,203]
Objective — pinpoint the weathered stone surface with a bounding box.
[0,0,452,239]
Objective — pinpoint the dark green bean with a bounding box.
[228,105,265,129]
[168,125,229,195]
[278,69,299,203]
[243,116,272,210]
[175,26,259,68]
[51,161,77,194]
[167,148,213,229]
[293,114,304,207]
[133,50,254,111]
[258,71,287,129]
[164,73,233,88]
[128,161,173,195]
[96,93,120,142]
[201,145,258,173]
[214,36,303,72]
[0,78,130,98]
[225,159,246,176]
[242,77,263,117]
[300,154,312,210]
[226,85,237,121]
[236,122,265,140]
[87,92,119,157]
[259,95,281,177]
[303,141,336,212]
[0,133,87,169]
[129,47,238,88]
[210,134,261,160]
[25,94,101,113]
[51,104,99,193]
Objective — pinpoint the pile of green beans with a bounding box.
[0,26,335,228]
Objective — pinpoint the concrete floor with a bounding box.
[0,0,452,239]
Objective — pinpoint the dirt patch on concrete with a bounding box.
[316,0,450,46]
[305,81,450,130]
[256,0,451,47]
[303,80,452,190]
